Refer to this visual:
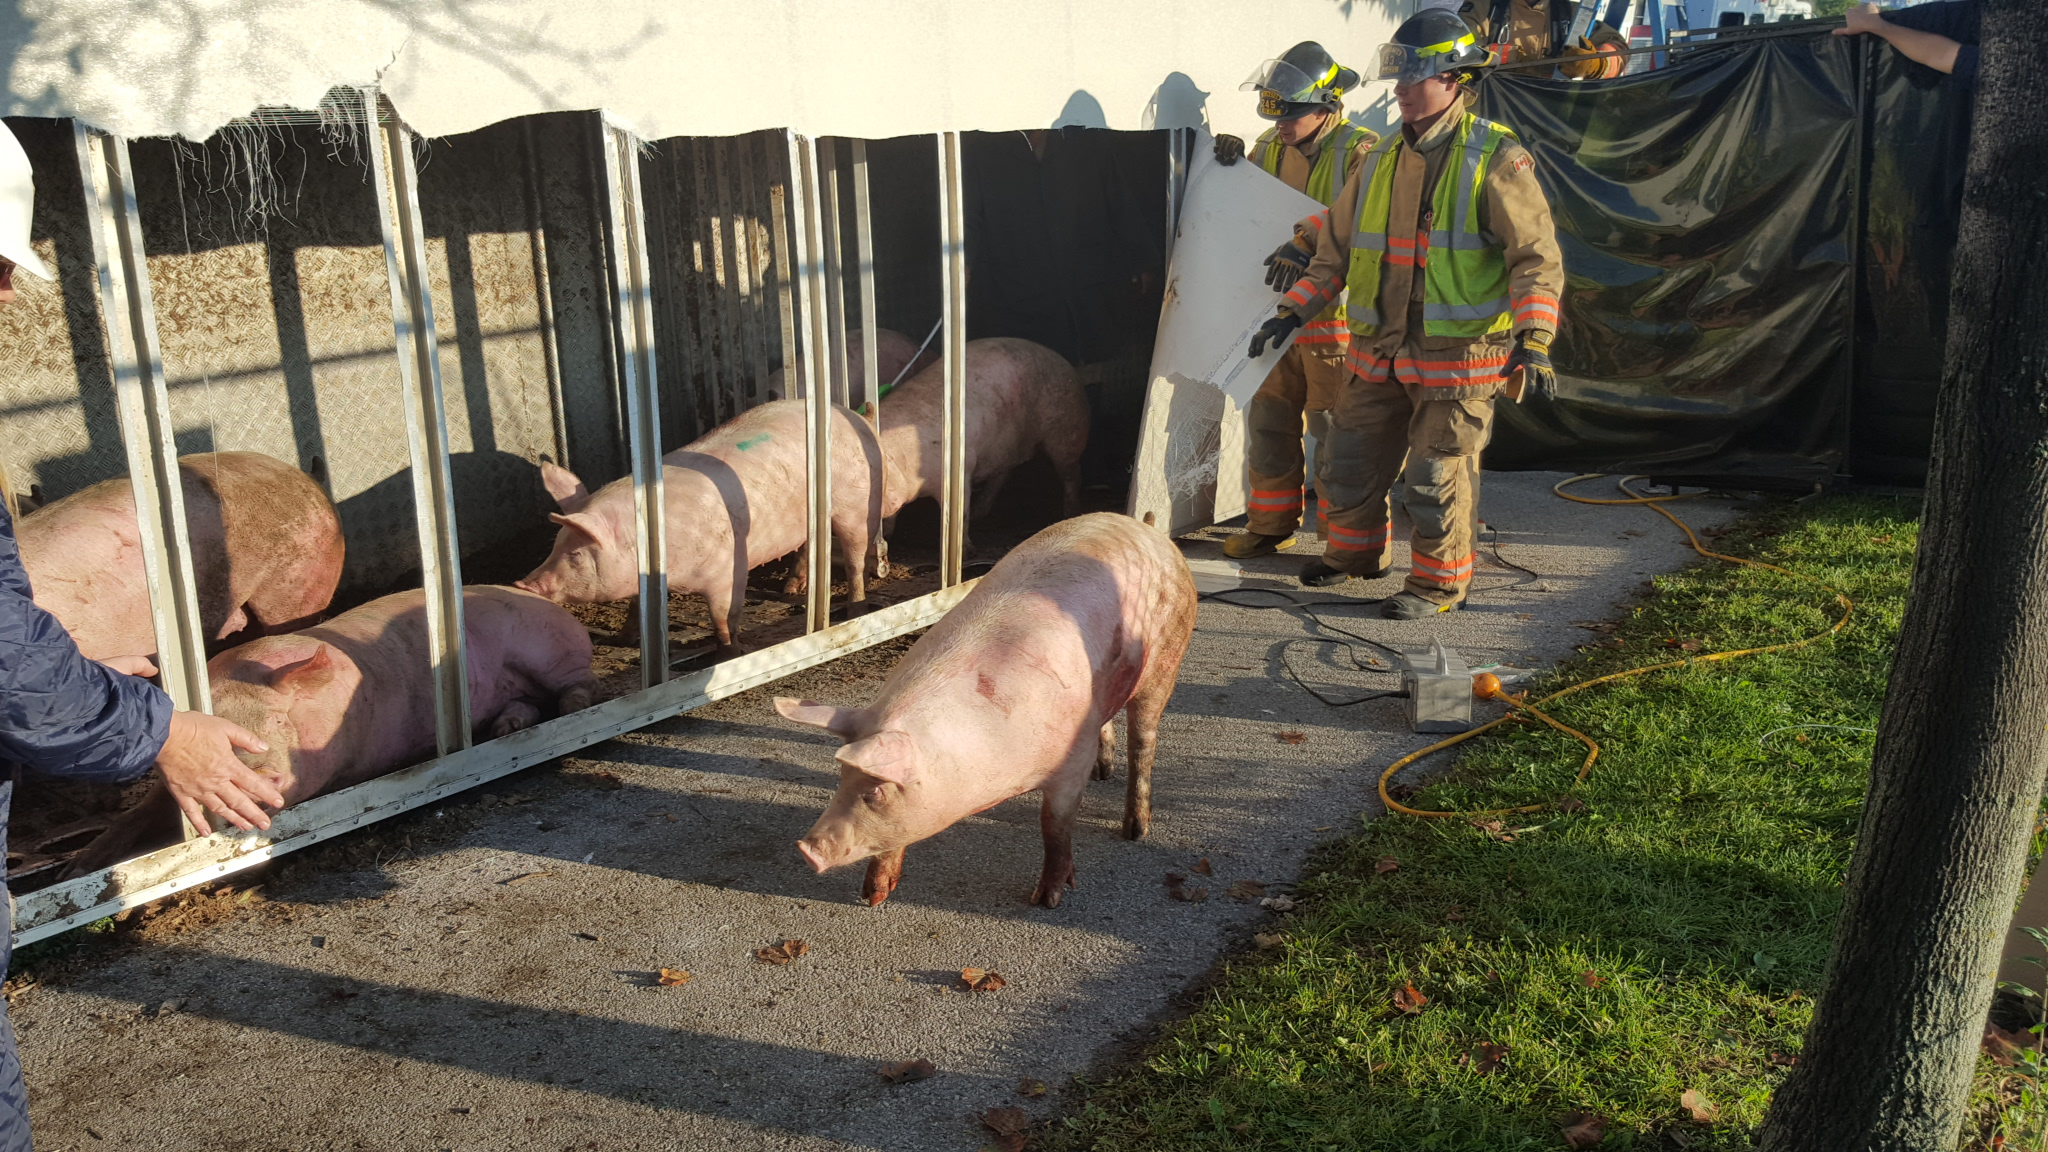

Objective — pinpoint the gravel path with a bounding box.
[11,472,1748,1152]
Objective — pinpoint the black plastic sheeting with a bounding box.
[1475,35,1960,487]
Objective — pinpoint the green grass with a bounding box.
[1052,495,1948,1151]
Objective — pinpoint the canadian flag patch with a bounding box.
[1510,154,1533,174]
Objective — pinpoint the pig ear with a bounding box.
[539,462,591,513]
[273,644,338,692]
[835,730,918,785]
[774,697,868,738]
[548,511,612,549]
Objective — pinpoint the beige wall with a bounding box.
[0,1,1410,146]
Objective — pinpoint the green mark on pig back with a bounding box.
[735,434,771,451]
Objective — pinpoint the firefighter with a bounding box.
[1210,43,1377,559]
[1249,7,1564,618]
[1462,0,1629,80]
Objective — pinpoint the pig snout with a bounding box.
[796,839,830,874]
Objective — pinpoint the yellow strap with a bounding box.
[1376,474,1855,820]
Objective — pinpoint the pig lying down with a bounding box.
[777,512,1196,908]
[518,399,881,653]
[62,586,595,876]
[17,451,344,661]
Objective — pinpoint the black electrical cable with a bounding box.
[1195,520,1547,710]
[1198,587,1407,707]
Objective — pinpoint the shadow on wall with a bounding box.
[1053,90,1107,130]
[331,449,549,605]
[1144,73,1211,132]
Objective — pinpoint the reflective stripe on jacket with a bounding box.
[1255,118,1372,348]
[1346,111,1516,340]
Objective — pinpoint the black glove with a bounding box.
[1213,134,1245,166]
[1263,234,1315,292]
[1249,312,1303,358]
[1506,330,1557,400]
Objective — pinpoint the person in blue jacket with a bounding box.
[0,122,285,1152]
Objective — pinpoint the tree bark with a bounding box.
[1758,5,2048,1148]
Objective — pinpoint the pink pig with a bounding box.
[765,326,937,401]
[18,451,345,661]
[515,400,881,652]
[875,337,1089,524]
[63,585,596,875]
[775,512,1196,908]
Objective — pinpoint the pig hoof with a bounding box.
[1122,816,1150,841]
[864,887,892,907]
[1091,760,1115,782]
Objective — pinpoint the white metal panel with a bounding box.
[1128,131,1325,537]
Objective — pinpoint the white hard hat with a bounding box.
[0,122,49,280]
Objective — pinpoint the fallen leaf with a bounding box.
[1984,1024,2029,1068]
[1581,970,1606,989]
[877,1058,937,1083]
[500,870,553,886]
[961,967,1009,992]
[1375,856,1400,875]
[1681,1088,1719,1122]
[1191,858,1213,876]
[756,939,810,965]
[657,968,692,987]
[1471,819,1505,834]
[1871,534,1891,543]
[1559,1112,1608,1149]
[1445,906,1466,923]
[1274,731,1306,745]
[1472,1041,1508,1076]
[1227,880,1268,902]
[1769,1051,1799,1067]
[1557,798,1588,813]
[1181,886,1209,903]
[981,1105,1031,1136]
[1163,872,1185,887]
[1017,1077,1047,1098]
[1259,896,1296,912]
[1392,983,1428,1014]
[1254,933,1286,949]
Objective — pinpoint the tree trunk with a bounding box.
[1757,6,2048,1148]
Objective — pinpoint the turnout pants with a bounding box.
[1320,375,1495,605]
[1243,345,1348,537]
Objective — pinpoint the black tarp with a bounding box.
[1474,34,1961,487]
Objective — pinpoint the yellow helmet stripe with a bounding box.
[1419,33,1476,57]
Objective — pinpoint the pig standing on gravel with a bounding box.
[63,585,596,875]
[776,512,1195,908]
[876,336,1089,525]
[17,451,345,660]
[516,400,882,652]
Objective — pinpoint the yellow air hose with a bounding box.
[1376,474,1857,820]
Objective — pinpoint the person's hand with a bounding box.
[156,711,285,833]
[1835,2,1885,36]
[1263,234,1315,291]
[1506,330,1557,400]
[99,655,157,678]
[1249,312,1303,358]
[1213,134,1245,166]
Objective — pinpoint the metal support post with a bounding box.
[789,134,834,634]
[362,89,471,754]
[769,139,800,399]
[1164,128,1187,271]
[73,126,211,718]
[851,140,879,422]
[597,116,671,686]
[819,138,851,409]
[936,132,969,588]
